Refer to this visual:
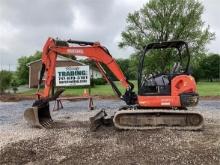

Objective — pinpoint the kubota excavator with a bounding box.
[24,37,204,130]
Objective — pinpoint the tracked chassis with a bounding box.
[113,109,204,130]
[90,109,204,131]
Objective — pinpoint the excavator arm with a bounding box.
[24,37,137,128]
[38,37,136,104]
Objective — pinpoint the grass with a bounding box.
[19,81,220,97]
[197,82,220,96]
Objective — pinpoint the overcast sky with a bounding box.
[0,0,219,71]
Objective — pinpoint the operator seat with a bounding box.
[154,75,169,86]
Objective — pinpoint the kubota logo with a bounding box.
[67,49,84,54]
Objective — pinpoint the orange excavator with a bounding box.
[24,37,204,130]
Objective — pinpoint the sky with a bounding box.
[0,0,219,71]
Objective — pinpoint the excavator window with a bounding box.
[138,41,190,96]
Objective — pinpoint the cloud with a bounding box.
[0,0,73,27]
[201,0,220,53]
[0,0,219,71]
[0,0,147,70]
[0,0,75,70]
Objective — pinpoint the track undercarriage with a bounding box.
[24,101,204,131]
[90,107,204,131]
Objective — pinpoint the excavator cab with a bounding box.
[138,41,190,96]
[113,41,203,130]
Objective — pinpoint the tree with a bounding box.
[11,78,19,94]
[16,51,42,84]
[116,58,130,78]
[119,0,215,72]
[78,58,136,81]
[199,54,220,81]
[116,58,137,80]
[0,70,12,94]
[16,51,77,85]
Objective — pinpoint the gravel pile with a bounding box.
[0,99,220,164]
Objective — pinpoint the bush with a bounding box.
[91,78,107,86]
[11,78,19,94]
[17,51,42,85]
[198,54,220,82]
[0,70,12,94]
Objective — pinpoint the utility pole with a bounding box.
[219,55,220,81]
[0,54,2,71]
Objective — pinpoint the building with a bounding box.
[27,56,102,88]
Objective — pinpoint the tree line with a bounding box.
[0,51,218,93]
[0,0,219,93]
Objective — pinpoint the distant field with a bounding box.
[197,82,220,96]
[19,81,220,97]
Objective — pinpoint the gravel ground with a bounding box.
[0,99,220,165]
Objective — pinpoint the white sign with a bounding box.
[56,66,90,86]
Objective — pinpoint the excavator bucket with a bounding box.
[24,89,64,128]
[24,107,42,128]
[24,100,53,128]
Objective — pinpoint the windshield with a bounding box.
[143,47,188,74]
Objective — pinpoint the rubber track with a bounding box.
[113,110,204,130]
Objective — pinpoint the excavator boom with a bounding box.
[39,38,133,99]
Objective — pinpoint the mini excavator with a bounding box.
[24,37,204,130]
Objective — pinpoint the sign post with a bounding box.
[53,65,94,111]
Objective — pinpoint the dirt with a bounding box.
[0,94,34,102]
[0,100,220,165]
[1,93,220,102]
[199,96,220,100]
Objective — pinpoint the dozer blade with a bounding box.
[113,110,204,130]
[24,102,53,128]
[89,110,106,131]
[89,110,113,131]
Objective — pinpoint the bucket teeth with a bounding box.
[41,119,54,128]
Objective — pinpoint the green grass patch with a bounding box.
[197,82,220,96]
[19,81,219,97]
